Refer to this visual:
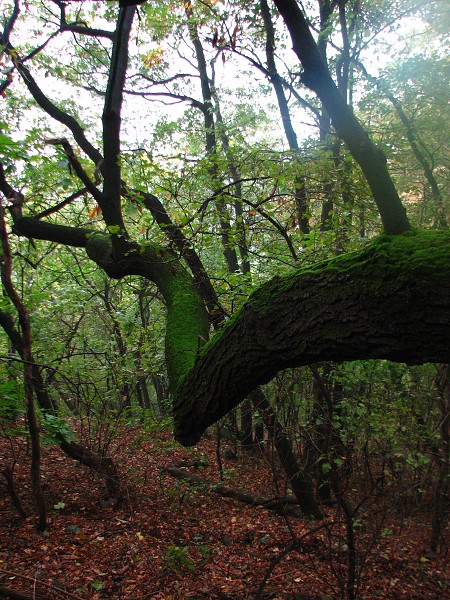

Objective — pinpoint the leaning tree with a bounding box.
[0,0,448,451]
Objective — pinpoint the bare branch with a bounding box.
[51,0,114,39]
[0,36,102,166]
[101,6,135,229]
[45,138,105,204]
[34,188,87,220]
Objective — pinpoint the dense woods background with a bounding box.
[0,0,448,597]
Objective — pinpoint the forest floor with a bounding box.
[0,423,448,599]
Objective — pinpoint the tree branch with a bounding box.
[272,0,411,235]
[45,138,105,204]
[137,190,225,319]
[34,188,87,220]
[51,0,114,40]
[173,230,450,445]
[101,6,135,229]
[3,0,20,42]
[0,37,102,166]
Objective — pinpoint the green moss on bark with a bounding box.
[249,229,450,309]
[86,233,210,391]
[163,270,210,390]
[174,229,450,445]
[195,229,450,361]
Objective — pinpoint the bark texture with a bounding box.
[173,230,450,445]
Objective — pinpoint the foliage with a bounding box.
[0,380,22,423]
[40,413,75,446]
[0,0,448,592]
[163,544,196,573]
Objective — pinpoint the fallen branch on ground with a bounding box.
[163,466,304,518]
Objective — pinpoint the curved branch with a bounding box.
[84,234,210,389]
[1,1,60,96]
[9,207,210,392]
[138,191,225,318]
[0,37,102,166]
[45,138,105,204]
[173,230,450,445]
[11,217,91,247]
[124,88,206,111]
[35,188,87,220]
[52,0,114,39]
[246,197,298,261]
[3,0,20,42]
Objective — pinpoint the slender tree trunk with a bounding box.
[260,0,310,233]
[188,11,317,509]
[273,0,411,234]
[250,388,321,516]
[357,62,447,229]
[431,364,449,552]
[0,306,121,498]
[2,466,27,519]
[0,200,46,530]
[240,399,254,447]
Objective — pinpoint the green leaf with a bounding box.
[92,580,103,591]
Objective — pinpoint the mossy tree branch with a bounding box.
[6,211,210,391]
[173,230,450,445]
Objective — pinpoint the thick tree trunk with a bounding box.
[174,230,450,445]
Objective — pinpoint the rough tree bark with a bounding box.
[173,230,450,445]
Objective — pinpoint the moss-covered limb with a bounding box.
[174,230,450,446]
[85,234,210,389]
[9,212,209,390]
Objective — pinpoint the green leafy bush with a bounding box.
[41,413,75,445]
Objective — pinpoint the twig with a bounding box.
[0,570,82,599]
[0,584,47,600]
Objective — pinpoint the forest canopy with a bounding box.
[0,0,449,447]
